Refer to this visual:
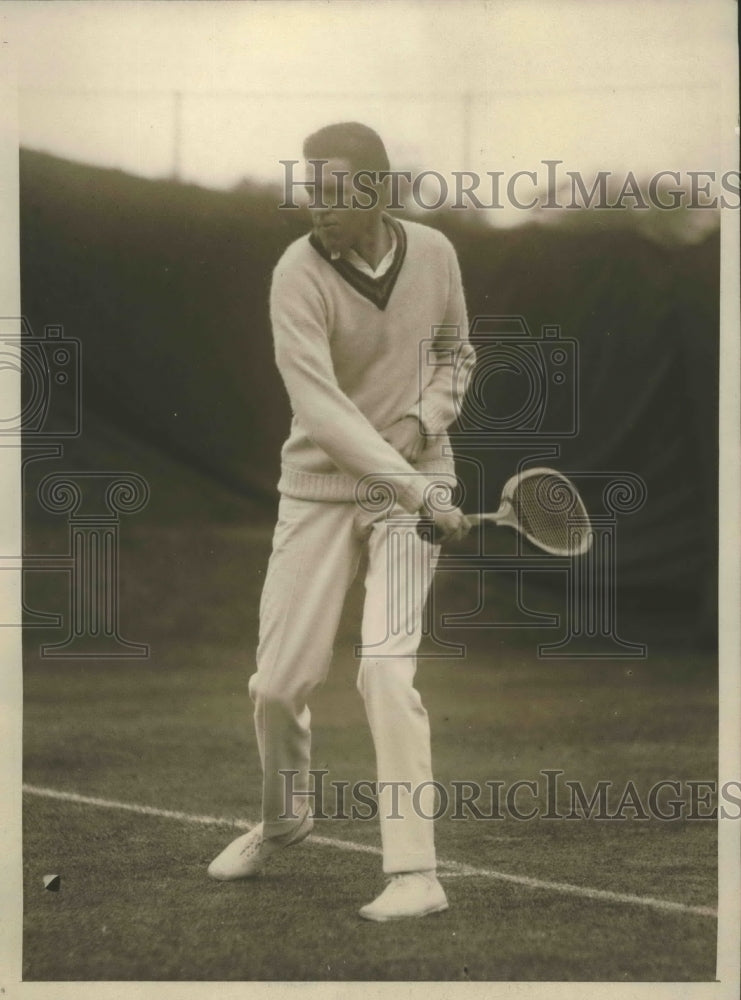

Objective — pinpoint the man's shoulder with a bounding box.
[396,217,457,259]
[273,232,316,274]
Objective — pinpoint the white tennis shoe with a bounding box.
[207,805,314,881]
[359,871,448,922]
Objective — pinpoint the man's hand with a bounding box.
[419,504,471,544]
[381,415,426,463]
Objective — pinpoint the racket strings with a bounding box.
[511,475,589,555]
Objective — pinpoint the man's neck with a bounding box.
[350,212,391,270]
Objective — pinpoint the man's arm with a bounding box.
[379,236,474,540]
[403,236,476,440]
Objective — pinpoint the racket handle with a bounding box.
[468,512,504,526]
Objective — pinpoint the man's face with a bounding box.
[304,157,372,255]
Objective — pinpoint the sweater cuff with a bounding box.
[355,470,460,518]
[358,472,427,516]
[395,476,428,515]
[406,401,450,438]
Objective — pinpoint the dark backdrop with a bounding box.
[19,150,718,639]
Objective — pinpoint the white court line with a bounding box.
[23,783,717,919]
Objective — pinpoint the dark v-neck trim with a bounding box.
[309,214,407,311]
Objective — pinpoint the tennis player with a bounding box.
[208,122,474,921]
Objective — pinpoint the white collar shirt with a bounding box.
[331,222,398,278]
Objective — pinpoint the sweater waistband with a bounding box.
[278,458,457,508]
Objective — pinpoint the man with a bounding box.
[208,122,474,921]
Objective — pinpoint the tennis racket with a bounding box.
[467,467,592,556]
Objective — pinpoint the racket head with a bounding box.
[500,467,592,556]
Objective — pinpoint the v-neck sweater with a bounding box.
[270,215,475,514]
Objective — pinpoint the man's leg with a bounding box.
[357,511,441,876]
[250,497,361,838]
[209,497,360,879]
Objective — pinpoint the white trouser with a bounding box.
[248,495,440,874]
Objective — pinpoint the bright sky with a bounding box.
[1,0,737,219]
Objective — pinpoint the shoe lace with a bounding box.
[385,873,422,894]
[238,830,263,858]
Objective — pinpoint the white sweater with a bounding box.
[270,214,475,514]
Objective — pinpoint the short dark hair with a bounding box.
[303,122,390,175]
